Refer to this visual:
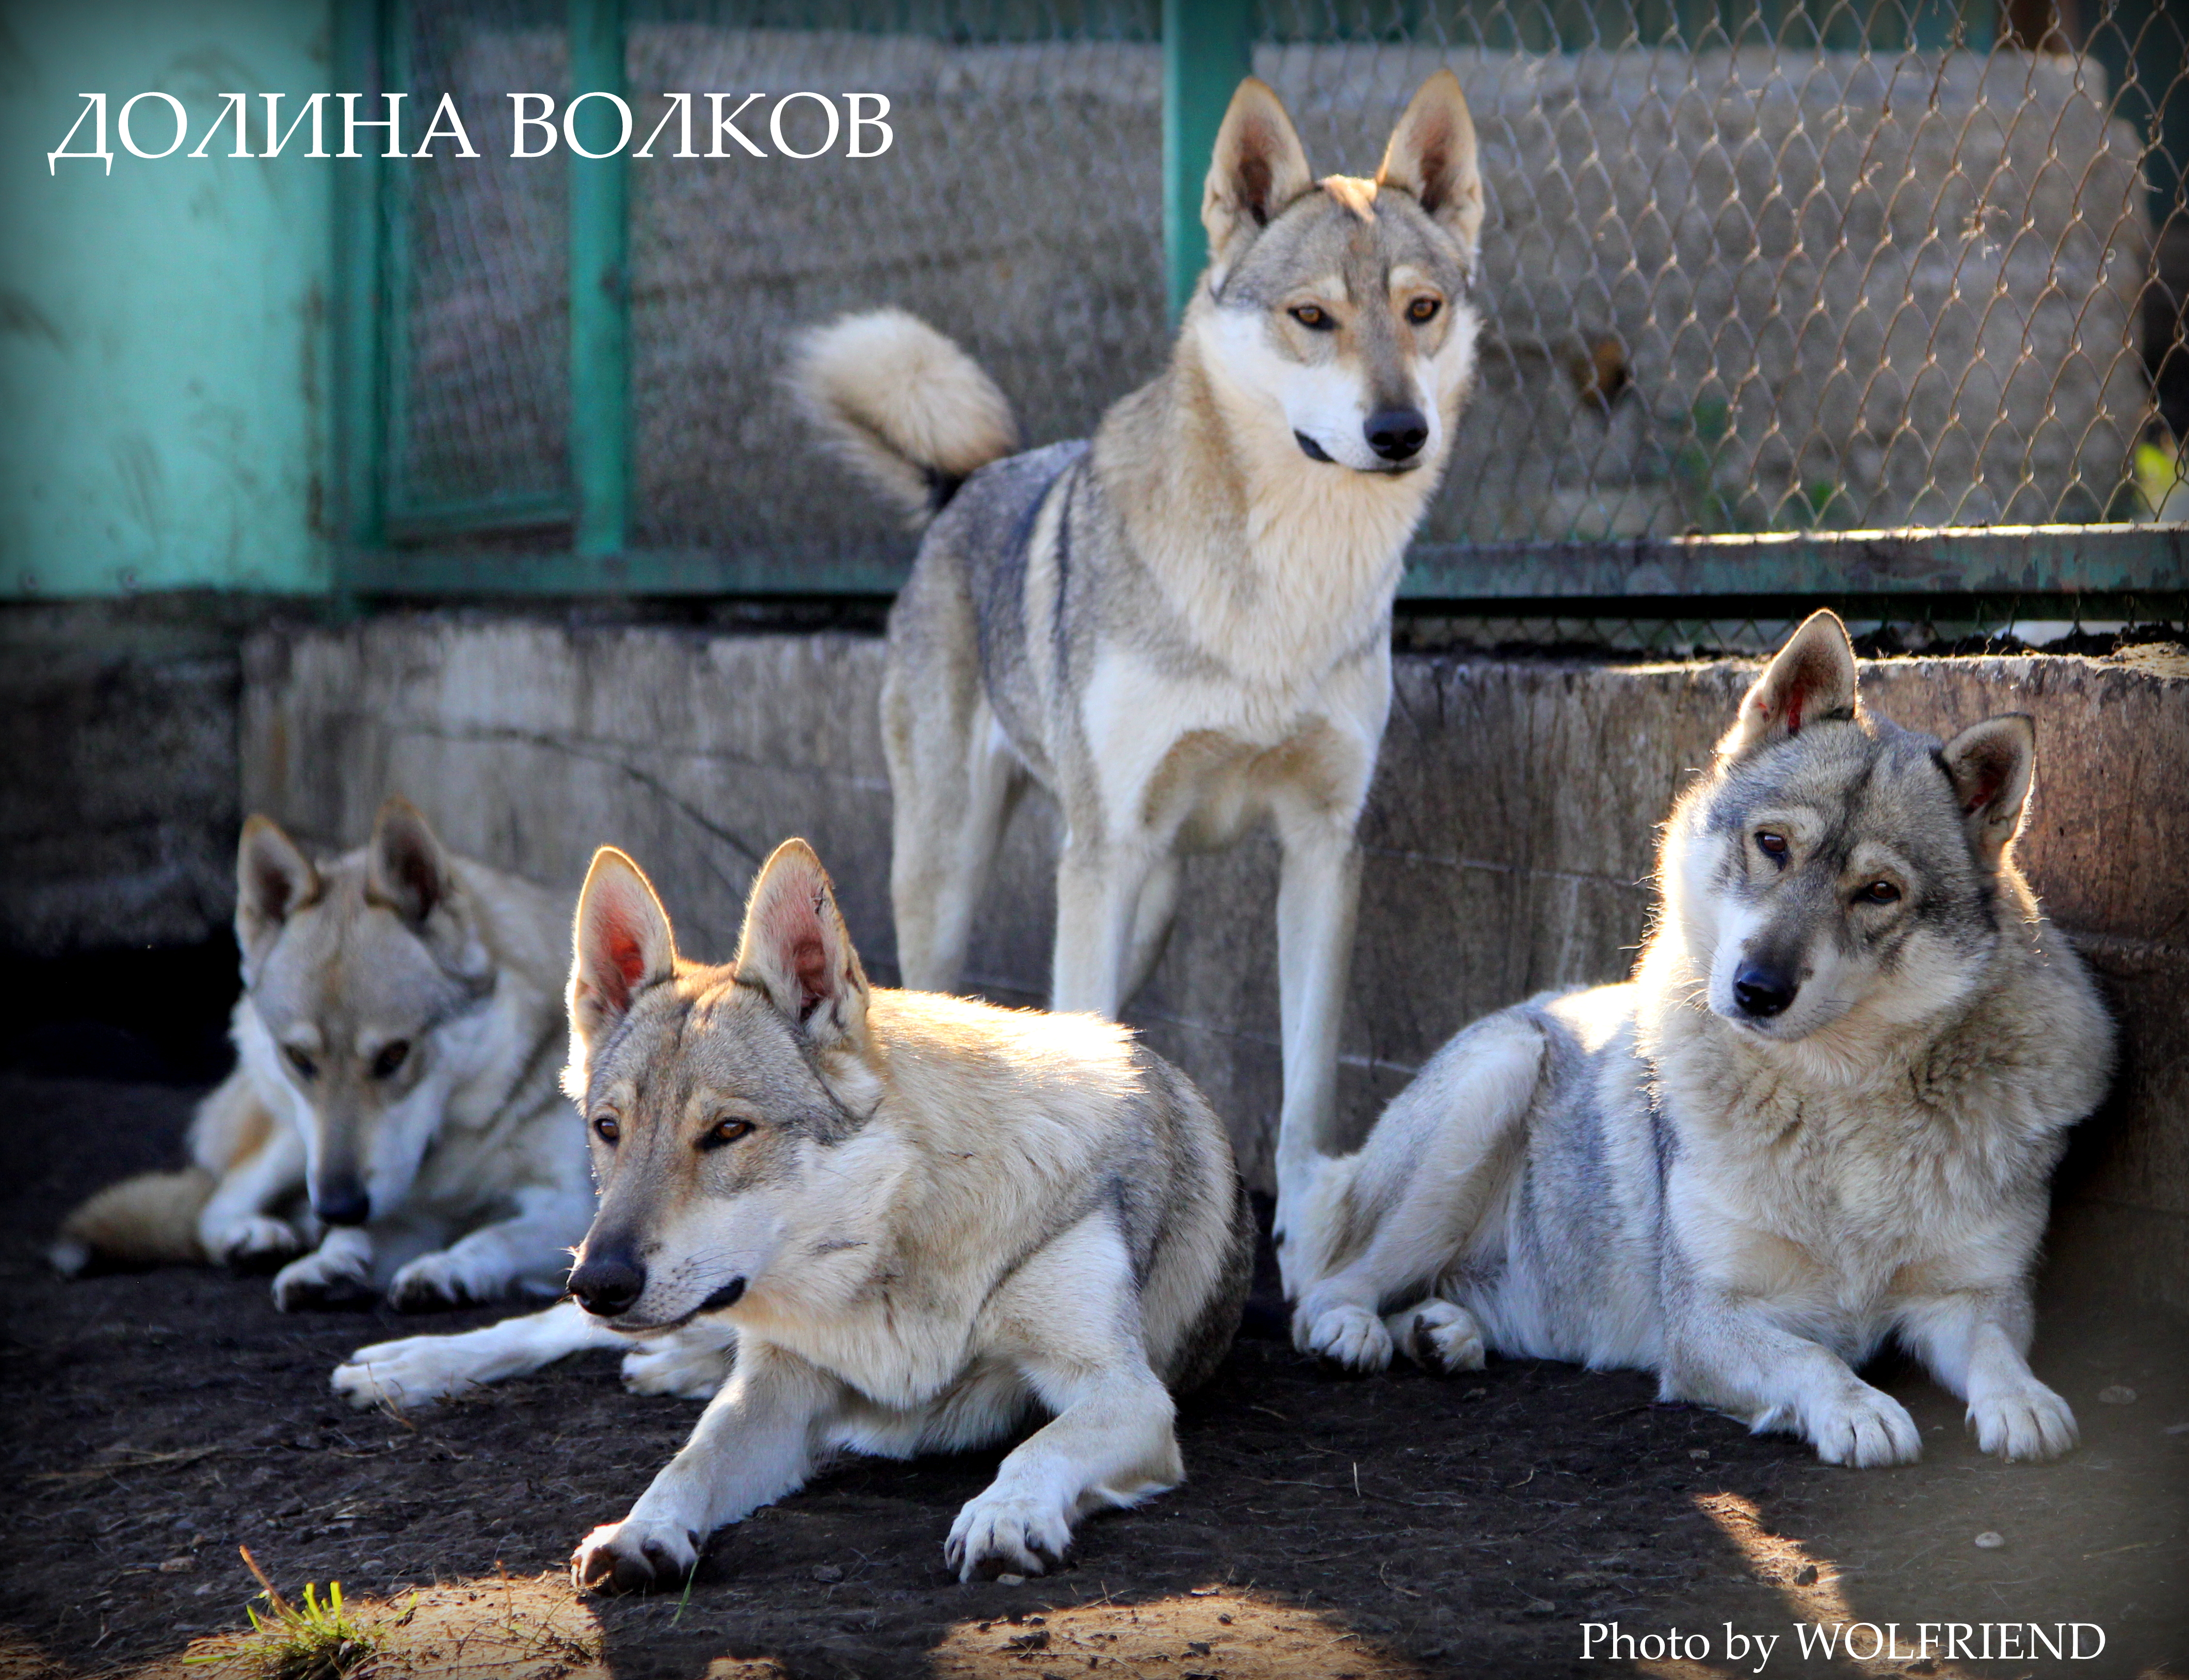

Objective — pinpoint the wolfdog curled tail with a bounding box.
[1288,611,2113,1466]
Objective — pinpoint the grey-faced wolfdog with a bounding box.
[337,838,1254,1587]
[1288,611,2113,1466]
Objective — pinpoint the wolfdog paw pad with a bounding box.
[271,1256,375,1313]
[218,1218,304,1273]
[1390,1301,1486,1375]
[571,1520,699,1594]
[1808,1385,1921,1468]
[1968,1385,2078,1462]
[1297,1303,1394,1374]
[945,1494,1070,1581]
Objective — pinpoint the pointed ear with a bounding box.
[733,838,870,1049]
[366,796,455,927]
[1723,610,1861,758]
[236,815,319,971]
[1942,715,2036,870]
[1376,70,1484,262]
[567,848,677,1080]
[1200,77,1314,287]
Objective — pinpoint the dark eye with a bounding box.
[371,1040,410,1079]
[1756,831,1789,862]
[1858,880,1902,905]
[592,1114,620,1144]
[284,1046,318,1081]
[1406,296,1440,324]
[1289,304,1333,331]
[706,1117,755,1148]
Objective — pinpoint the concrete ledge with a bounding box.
[240,615,2189,1311]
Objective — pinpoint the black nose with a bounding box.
[313,1183,371,1226]
[1732,964,1799,1020]
[1363,407,1428,462]
[569,1250,647,1318]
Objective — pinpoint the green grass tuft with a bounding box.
[187,1547,393,1680]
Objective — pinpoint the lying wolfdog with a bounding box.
[334,839,1253,1586]
[1289,612,2113,1465]
[52,799,591,1312]
[794,72,1485,1257]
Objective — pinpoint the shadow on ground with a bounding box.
[1,1074,2182,1679]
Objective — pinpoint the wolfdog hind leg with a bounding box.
[1290,1011,1542,1371]
[884,641,1021,994]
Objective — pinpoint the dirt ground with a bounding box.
[2,1072,2184,1680]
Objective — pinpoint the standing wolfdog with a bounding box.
[336,839,1253,1587]
[1288,612,2113,1465]
[793,72,1485,1253]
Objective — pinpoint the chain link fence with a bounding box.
[373,0,2187,644]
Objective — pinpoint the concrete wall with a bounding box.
[0,0,334,600]
[240,616,2189,1311]
[0,596,257,955]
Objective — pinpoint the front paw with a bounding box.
[1294,1301,1393,1374]
[272,1247,374,1312]
[572,1519,699,1594]
[388,1251,499,1314]
[945,1489,1072,1582]
[1968,1381,2078,1462]
[1388,1300,1486,1375]
[621,1336,735,1401]
[217,1217,305,1274]
[331,1334,476,1411]
[1806,1380,1921,1467]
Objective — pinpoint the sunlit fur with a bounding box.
[51,800,588,1312]
[1289,612,2114,1468]
[338,840,1252,1589]
[793,75,1485,1259]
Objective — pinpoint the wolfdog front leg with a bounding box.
[1897,1286,2077,1461]
[1271,810,1364,1287]
[383,1182,594,1310]
[1662,1280,1922,1468]
[946,1216,1183,1581]
[332,1299,628,1409]
[572,1339,834,1593]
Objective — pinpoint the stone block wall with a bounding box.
[239,616,2189,1311]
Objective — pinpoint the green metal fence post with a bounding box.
[569,0,630,558]
[1163,0,1257,323]
[332,0,388,570]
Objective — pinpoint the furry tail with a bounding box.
[49,1168,216,1276]
[790,309,1018,526]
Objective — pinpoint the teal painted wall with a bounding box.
[0,2,334,599]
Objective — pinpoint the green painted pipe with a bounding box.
[1163,0,1256,324]
[569,0,630,557]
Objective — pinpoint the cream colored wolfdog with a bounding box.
[1289,613,2113,1465]
[52,799,590,1312]
[794,72,1485,1264]
[335,839,1253,1587]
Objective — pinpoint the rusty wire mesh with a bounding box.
[383,0,2189,574]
